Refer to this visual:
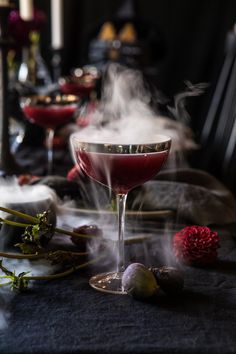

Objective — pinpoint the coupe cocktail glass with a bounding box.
[21,94,79,174]
[59,66,100,97]
[71,134,171,294]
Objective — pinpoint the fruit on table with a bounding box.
[122,263,159,300]
[71,224,103,251]
[149,266,184,295]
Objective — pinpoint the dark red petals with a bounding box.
[173,226,220,266]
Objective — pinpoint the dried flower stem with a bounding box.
[0,250,88,260]
[0,217,30,228]
[0,206,96,240]
[0,280,12,288]
[26,256,101,281]
[0,206,38,223]
[0,255,104,290]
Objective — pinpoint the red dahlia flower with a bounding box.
[173,225,220,266]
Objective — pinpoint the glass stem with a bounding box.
[116,193,127,273]
[46,128,55,175]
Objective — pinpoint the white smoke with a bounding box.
[0,65,205,326]
[0,258,57,330]
[71,63,198,150]
[0,177,57,208]
[68,63,207,269]
[0,178,59,330]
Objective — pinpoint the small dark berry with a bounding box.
[71,224,103,251]
[149,266,184,295]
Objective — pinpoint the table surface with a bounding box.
[1,144,236,353]
[0,224,235,354]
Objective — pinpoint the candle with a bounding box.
[51,0,63,49]
[0,0,9,6]
[19,0,34,21]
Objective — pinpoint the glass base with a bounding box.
[89,271,127,295]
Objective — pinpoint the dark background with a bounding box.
[33,0,236,194]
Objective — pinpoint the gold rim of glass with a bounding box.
[71,134,171,154]
[20,94,79,107]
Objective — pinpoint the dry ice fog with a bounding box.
[0,64,204,328]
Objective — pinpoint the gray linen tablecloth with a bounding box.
[0,225,235,354]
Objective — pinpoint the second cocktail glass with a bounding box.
[21,94,79,175]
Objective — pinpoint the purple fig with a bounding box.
[122,263,159,300]
[149,266,184,294]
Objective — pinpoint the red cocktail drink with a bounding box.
[23,105,77,129]
[77,150,169,194]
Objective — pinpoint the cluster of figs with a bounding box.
[122,263,184,300]
[70,224,184,300]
